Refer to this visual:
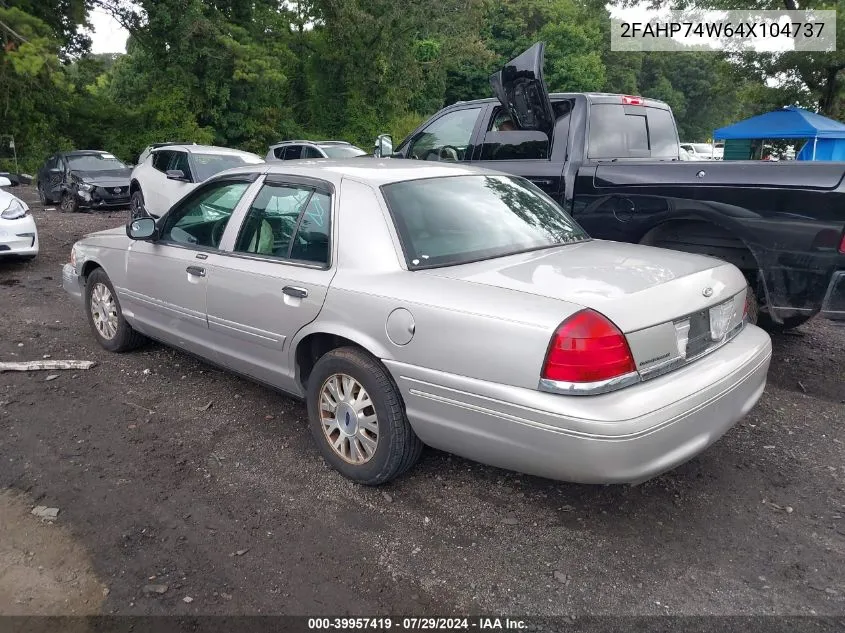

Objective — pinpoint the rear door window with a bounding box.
[588,104,678,159]
[284,145,303,160]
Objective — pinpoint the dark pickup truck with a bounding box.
[375,43,845,330]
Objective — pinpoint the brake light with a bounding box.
[622,95,644,105]
[840,232,845,254]
[542,309,636,383]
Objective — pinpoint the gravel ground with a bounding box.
[0,186,843,618]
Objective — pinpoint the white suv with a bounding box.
[130,144,264,219]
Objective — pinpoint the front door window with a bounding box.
[406,107,481,162]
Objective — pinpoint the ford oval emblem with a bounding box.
[702,287,714,297]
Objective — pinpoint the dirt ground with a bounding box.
[0,186,843,619]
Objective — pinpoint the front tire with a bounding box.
[84,268,147,352]
[130,190,149,221]
[306,347,423,485]
[60,191,78,213]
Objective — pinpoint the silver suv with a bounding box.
[266,140,366,161]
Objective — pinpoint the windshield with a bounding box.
[693,143,713,154]
[381,175,588,269]
[320,145,366,158]
[192,152,263,182]
[67,154,126,171]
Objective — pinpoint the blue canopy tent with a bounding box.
[714,106,845,161]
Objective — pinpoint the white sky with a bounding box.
[87,9,129,54]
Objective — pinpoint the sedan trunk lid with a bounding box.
[421,239,747,334]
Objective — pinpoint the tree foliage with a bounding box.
[0,0,838,171]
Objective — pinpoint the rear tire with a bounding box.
[306,347,423,485]
[747,284,814,332]
[84,268,147,352]
[37,184,50,206]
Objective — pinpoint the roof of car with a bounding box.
[270,140,355,147]
[219,157,501,187]
[62,150,115,157]
[152,144,260,157]
[448,92,670,109]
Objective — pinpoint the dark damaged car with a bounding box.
[36,151,132,213]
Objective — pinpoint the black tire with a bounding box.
[130,189,149,221]
[37,184,50,206]
[306,347,423,485]
[60,190,78,214]
[84,268,147,352]
[747,283,814,332]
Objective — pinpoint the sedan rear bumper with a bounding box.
[385,324,771,484]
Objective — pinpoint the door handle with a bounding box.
[282,286,308,299]
[186,265,206,277]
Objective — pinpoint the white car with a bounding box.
[680,143,716,160]
[0,176,38,260]
[129,144,264,219]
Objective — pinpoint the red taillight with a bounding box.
[542,309,636,383]
[622,95,644,105]
[840,232,845,254]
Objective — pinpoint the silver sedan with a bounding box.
[62,159,772,485]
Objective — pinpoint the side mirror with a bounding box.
[49,167,63,175]
[374,134,393,158]
[166,169,189,182]
[127,217,157,240]
[0,177,11,187]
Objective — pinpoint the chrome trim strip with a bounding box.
[639,320,745,381]
[538,371,640,396]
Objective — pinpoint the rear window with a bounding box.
[588,104,678,159]
[381,175,588,269]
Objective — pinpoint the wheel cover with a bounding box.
[319,373,379,465]
[90,282,119,340]
[61,193,74,212]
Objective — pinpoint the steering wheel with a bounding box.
[438,145,460,162]
[211,218,228,247]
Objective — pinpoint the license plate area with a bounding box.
[675,298,736,360]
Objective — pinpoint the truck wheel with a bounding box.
[747,284,813,332]
[306,347,423,485]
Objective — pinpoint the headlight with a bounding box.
[1,198,28,220]
[79,182,95,192]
